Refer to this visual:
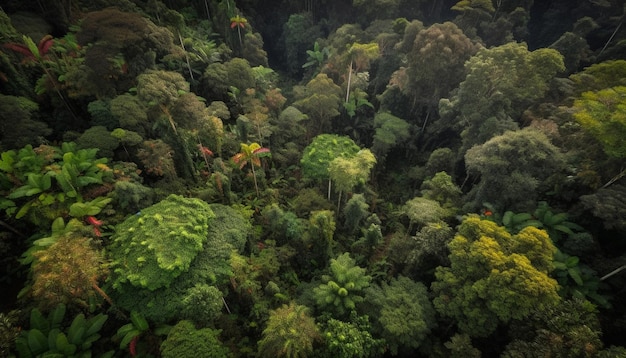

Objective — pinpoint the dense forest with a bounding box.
[1,0,626,356]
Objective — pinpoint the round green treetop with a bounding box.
[109,194,215,291]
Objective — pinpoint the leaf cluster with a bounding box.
[15,304,110,358]
[108,194,214,291]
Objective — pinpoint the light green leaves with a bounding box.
[314,253,371,318]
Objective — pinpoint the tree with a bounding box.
[402,197,448,236]
[313,253,371,318]
[108,194,215,291]
[371,111,411,161]
[317,312,384,358]
[111,203,249,323]
[342,42,379,103]
[363,276,436,355]
[503,299,604,357]
[257,302,321,358]
[572,86,626,159]
[160,320,229,358]
[440,42,564,151]
[300,134,361,199]
[397,22,478,120]
[202,57,256,102]
[431,215,561,337]
[293,74,342,136]
[328,149,376,209]
[31,235,110,310]
[282,13,323,78]
[231,142,270,197]
[464,128,566,212]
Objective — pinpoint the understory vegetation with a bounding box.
[1,0,626,357]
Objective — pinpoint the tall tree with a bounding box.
[440,42,564,152]
[327,148,376,210]
[293,73,342,136]
[300,134,361,199]
[572,86,626,159]
[231,142,270,197]
[432,215,561,337]
[363,276,436,356]
[464,128,565,212]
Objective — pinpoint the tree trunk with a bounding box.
[345,59,353,103]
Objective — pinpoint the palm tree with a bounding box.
[231,142,270,197]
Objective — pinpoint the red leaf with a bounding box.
[2,43,34,59]
[38,35,54,55]
[86,216,104,227]
[252,147,270,154]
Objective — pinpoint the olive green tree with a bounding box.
[363,276,436,355]
[432,215,561,337]
[257,302,320,358]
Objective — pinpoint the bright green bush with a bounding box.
[108,194,215,291]
[110,202,251,323]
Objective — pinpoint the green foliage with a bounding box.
[402,197,447,232]
[328,148,376,195]
[181,284,224,322]
[486,201,586,246]
[203,57,256,99]
[112,180,154,213]
[316,312,384,358]
[30,235,109,310]
[569,60,626,93]
[314,253,371,318]
[0,142,112,228]
[0,311,20,357]
[402,21,478,111]
[552,250,610,308]
[420,171,462,215]
[464,128,565,212]
[442,42,564,150]
[302,41,329,74]
[573,86,626,159]
[443,333,481,358]
[300,134,360,183]
[364,276,436,355]
[110,93,148,133]
[261,204,305,245]
[371,111,411,160]
[0,94,50,150]
[389,221,454,278]
[293,74,342,135]
[343,194,370,235]
[283,13,323,76]
[87,99,118,130]
[15,304,110,358]
[108,194,214,291]
[307,210,337,264]
[257,302,320,358]
[76,126,120,159]
[114,310,156,355]
[160,320,229,358]
[580,184,626,232]
[503,299,604,358]
[432,215,561,337]
[112,202,247,323]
